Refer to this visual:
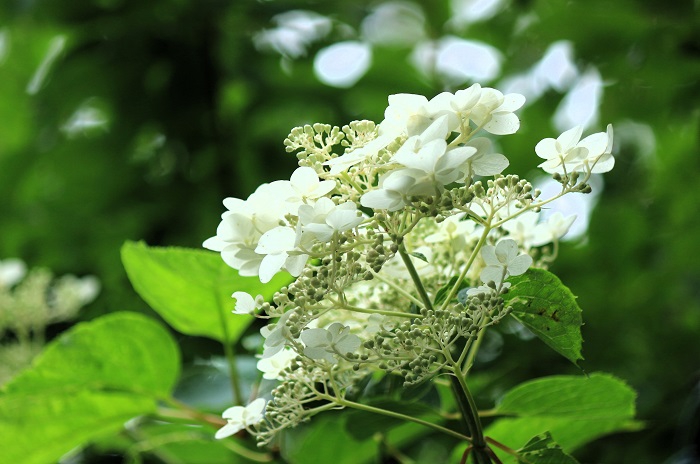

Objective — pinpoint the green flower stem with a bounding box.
[338,302,422,319]
[439,214,494,312]
[216,304,243,405]
[450,373,491,464]
[329,396,472,443]
[460,316,490,374]
[371,269,425,307]
[492,186,572,229]
[398,245,434,312]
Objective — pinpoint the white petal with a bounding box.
[578,132,607,157]
[215,422,243,439]
[360,189,405,211]
[473,153,509,176]
[290,166,319,189]
[495,239,519,263]
[480,245,499,266]
[244,398,267,422]
[232,291,256,314]
[499,93,526,112]
[484,112,520,135]
[256,227,297,254]
[480,266,504,285]
[284,253,308,276]
[557,126,583,150]
[304,223,335,242]
[589,154,615,173]
[203,236,226,251]
[535,138,558,160]
[507,254,532,276]
[300,328,331,347]
[326,208,363,232]
[258,252,287,283]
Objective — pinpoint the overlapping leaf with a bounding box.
[122,241,290,343]
[0,312,180,464]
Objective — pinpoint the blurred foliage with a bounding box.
[1,0,699,462]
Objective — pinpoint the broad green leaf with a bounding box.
[517,432,580,464]
[0,312,180,464]
[4,312,179,396]
[127,422,261,464]
[496,373,636,419]
[485,373,641,463]
[121,241,291,343]
[282,411,434,464]
[504,268,583,364]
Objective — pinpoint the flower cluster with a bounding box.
[204,83,614,444]
[0,259,100,384]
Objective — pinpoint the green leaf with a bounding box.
[496,373,636,419]
[121,241,291,343]
[504,268,583,364]
[128,422,260,464]
[485,373,641,463]
[516,432,580,464]
[282,411,434,464]
[410,251,428,263]
[0,312,180,464]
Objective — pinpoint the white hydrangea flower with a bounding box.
[257,348,297,380]
[203,182,296,277]
[502,211,550,249]
[325,137,385,174]
[427,84,481,131]
[301,323,361,364]
[474,89,526,135]
[424,213,476,252]
[287,166,336,202]
[215,398,267,439]
[299,198,364,244]
[479,239,532,285]
[255,226,308,283]
[542,212,577,241]
[231,291,264,315]
[462,137,509,177]
[261,311,294,358]
[380,93,433,138]
[535,126,586,175]
[0,258,27,288]
[581,124,614,173]
[390,116,477,187]
[360,170,418,211]
[536,125,614,175]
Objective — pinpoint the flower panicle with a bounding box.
[208,83,615,444]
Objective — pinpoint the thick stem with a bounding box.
[450,374,491,464]
[398,245,434,312]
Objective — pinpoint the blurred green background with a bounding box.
[1,0,699,462]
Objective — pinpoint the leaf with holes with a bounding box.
[504,268,583,364]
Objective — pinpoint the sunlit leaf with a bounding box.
[485,373,641,463]
[121,241,290,343]
[0,312,180,464]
